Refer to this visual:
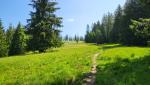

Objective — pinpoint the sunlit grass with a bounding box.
[1,43,150,85]
[0,43,99,85]
[96,44,150,85]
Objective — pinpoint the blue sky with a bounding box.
[0,0,126,37]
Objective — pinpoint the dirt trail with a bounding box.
[82,53,100,85]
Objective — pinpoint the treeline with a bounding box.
[63,35,84,41]
[85,0,150,46]
[0,0,62,57]
[0,22,26,57]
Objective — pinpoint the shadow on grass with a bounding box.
[25,49,59,56]
[42,74,84,85]
[47,49,59,53]
[96,55,150,85]
[99,44,123,51]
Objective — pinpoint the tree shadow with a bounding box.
[42,74,84,85]
[96,55,150,85]
[25,49,59,56]
[99,44,123,50]
[47,49,59,53]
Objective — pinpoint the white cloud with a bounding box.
[66,18,75,22]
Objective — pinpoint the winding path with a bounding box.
[82,53,100,85]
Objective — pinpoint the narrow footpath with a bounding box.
[82,53,100,85]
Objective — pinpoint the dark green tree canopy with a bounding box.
[6,24,15,48]
[9,23,27,55]
[85,0,150,46]
[0,19,8,57]
[27,0,62,52]
[130,18,150,45]
[85,13,114,44]
[111,5,123,43]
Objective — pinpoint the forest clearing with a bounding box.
[0,43,150,85]
[0,0,150,85]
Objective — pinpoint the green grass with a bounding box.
[1,43,150,85]
[0,43,99,85]
[96,44,150,85]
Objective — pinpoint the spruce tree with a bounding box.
[65,35,69,41]
[50,29,62,48]
[6,24,15,49]
[120,0,149,45]
[84,0,150,46]
[111,5,122,43]
[27,0,62,52]
[74,35,79,43]
[130,18,150,45]
[9,23,27,55]
[101,13,114,43]
[85,25,91,43]
[0,20,8,57]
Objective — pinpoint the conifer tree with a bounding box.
[74,35,79,43]
[9,23,27,55]
[84,0,150,46]
[120,0,149,45]
[102,13,114,43]
[111,5,122,43]
[65,35,69,41]
[0,20,8,57]
[130,18,150,45]
[6,24,15,49]
[27,0,62,52]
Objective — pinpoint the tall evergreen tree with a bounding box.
[85,14,114,44]
[101,13,114,43]
[139,0,150,17]
[120,0,149,45]
[27,0,62,52]
[74,35,79,43]
[130,18,150,45]
[6,24,15,49]
[0,19,8,57]
[91,22,101,44]
[111,5,123,43]
[85,24,90,42]
[65,35,69,41]
[84,0,150,46]
[50,29,62,48]
[9,23,27,55]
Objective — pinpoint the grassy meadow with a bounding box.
[96,44,150,85]
[0,43,99,85]
[0,43,150,85]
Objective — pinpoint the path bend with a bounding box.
[82,53,100,85]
